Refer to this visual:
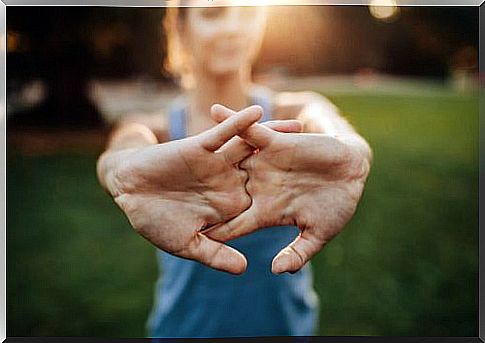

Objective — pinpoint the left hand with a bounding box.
[205,104,371,274]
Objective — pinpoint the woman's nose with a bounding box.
[223,8,244,35]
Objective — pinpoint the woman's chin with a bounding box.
[207,62,247,78]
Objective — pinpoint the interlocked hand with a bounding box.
[102,106,302,274]
[205,105,371,274]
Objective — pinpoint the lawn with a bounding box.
[7,90,478,337]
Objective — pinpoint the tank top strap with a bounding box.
[249,85,273,123]
[168,87,274,140]
[168,95,188,141]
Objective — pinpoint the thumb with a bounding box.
[271,232,324,274]
[204,205,260,242]
[182,233,248,274]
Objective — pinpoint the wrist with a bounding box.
[332,133,372,180]
[97,148,139,197]
[99,123,158,197]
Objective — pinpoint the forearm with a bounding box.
[97,122,158,194]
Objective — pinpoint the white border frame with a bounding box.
[0,1,482,342]
[0,0,484,5]
[1,1,6,342]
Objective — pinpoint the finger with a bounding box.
[211,104,275,149]
[217,136,252,165]
[210,103,236,122]
[218,120,302,165]
[199,105,262,151]
[204,205,260,242]
[271,232,323,274]
[185,233,248,274]
[263,119,303,133]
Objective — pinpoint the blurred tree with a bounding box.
[6,6,479,127]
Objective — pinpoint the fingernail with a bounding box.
[271,259,285,275]
[211,104,222,112]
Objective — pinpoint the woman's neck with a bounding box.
[186,68,252,132]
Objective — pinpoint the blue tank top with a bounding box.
[146,87,319,338]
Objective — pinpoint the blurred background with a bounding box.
[6,5,479,337]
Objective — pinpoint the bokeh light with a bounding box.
[6,31,19,53]
[369,0,400,22]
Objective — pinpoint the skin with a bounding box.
[183,6,267,79]
[98,106,302,274]
[205,105,371,274]
[97,6,372,274]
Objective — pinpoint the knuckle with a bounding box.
[111,158,136,195]
[288,245,306,268]
[221,149,235,167]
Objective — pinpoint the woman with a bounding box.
[97,5,371,338]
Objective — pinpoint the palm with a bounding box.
[110,107,264,274]
[107,106,303,274]
[206,106,370,274]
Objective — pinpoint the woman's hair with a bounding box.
[163,6,193,88]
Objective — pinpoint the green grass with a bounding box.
[7,91,478,337]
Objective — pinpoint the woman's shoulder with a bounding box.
[118,108,170,143]
[116,92,187,143]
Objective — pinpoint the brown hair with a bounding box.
[163,6,193,88]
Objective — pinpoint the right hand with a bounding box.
[206,105,371,275]
[98,105,302,274]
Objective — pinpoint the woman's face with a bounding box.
[181,6,268,77]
